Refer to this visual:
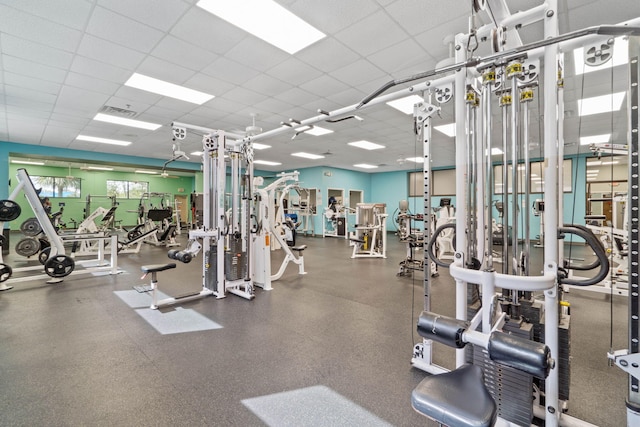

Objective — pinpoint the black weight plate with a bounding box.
[15,237,40,257]
[0,263,12,283]
[44,255,75,278]
[20,218,42,236]
[0,200,21,222]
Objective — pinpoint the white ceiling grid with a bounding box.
[0,0,638,172]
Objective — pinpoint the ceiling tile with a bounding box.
[170,8,246,55]
[332,59,386,87]
[151,35,218,72]
[367,38,432,76]
[273,87,317,105]
[4,72,62,95]
[49,112,91,126]
[202,57,261,85]
[56,86,110,113]
[136,56,197,85]
[265,57,324,87]
[225,37,290,70]
[104,96,153,115]
[111,86,163,107]
[2,55,67,83]
[0,34,74,70]
[143,105,188,122]
[296,38,361,73]
[252,98,295,117]
[299,74,350,98]
[85,6,165,52]
[243,74,293,97]
[182,73,235,98]
[0,4,83,51]
[3,85,58,105]
[64,72,121,96]
[97,0,189,31]
[70,55,131,83]
[0,0,92,30]
[218,87,268,106]
[5,96,54,114]
[41,125,82,144]
[334,10,408,57]
[77,35,146,70]
[290,0,380,34]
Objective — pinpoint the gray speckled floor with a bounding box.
[0,232,628,426]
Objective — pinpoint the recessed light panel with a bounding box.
[11,160,45,165]
[87,166,114,171]
[305,126,333,136]
[253,143,271,150]
[76,135,132,146]
[125,73,214,105]
[386,95,423,114]
[93,113,162,130]
[254,160,282,166]
[354,164,378,169]
[491,148,503,155]
[291,152,324,160]
[578,92,625,116]
[580,134,611,145]
[135,170,157,174]
[405,157,424,163]
[434,123,456,137]
[196,0,325,54]
[348,140,385,150]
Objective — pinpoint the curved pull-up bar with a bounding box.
[558,225,610,287]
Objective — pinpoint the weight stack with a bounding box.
[205,245,217,291]
[472,320,535,426]
[538,313,571,402]
[225,237,246,281]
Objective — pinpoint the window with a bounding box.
[408,169,456,197]
[31,176,81,198]
[494,159,573,194]
[107,180,149,199]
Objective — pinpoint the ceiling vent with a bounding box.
[99,105,138,118]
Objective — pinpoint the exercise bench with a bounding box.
[140,263,176,309]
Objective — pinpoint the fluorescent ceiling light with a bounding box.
[254,160,282,166]
[578,92,625,116]
[354,163,378,169]
[434,123,456,137]
[76,135,132,146]
[291,152,324,160]
[125,73,214,105]
[406,157,424,163]
[587,160,602,166]
[190,151,204,156]
[580,133,611,145]
[573,37,628,75]
[196,0,325,54]
[601,160,620,165]
[587,169,600,173]
[253,143,271,150]
[93,113,161,130]
[305,126,333,136]
[135,170,157,174]
[587,177,597,181]
[87,166,113,171]
[11,160,45,165]
[348,140,385,150]
[386,95,423,114]
[491,148,503,155]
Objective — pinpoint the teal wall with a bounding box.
[1,140,591,240]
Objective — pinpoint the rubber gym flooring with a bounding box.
[0,231,627,426]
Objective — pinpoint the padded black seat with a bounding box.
[141,263,176,273]
[411,364,497,427]
[291,245,307,252]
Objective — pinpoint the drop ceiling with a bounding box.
[1,0,639,173]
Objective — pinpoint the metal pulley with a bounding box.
[434,84,453,104]
[517,60,540,86]
[15,237,40,257]
[0,200,21,222]
[172,126,186,140]
[44,254,75,278]
[491,26,506,53]
[20,217,42,236]
[584,40,614,67]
